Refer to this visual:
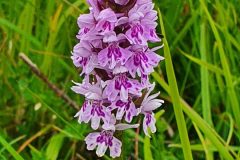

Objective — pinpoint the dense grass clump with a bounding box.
[0,0,240,159]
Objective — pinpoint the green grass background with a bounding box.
[0,0,240,159]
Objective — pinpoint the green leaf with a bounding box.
[46,134,65,160]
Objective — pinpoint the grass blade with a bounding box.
[179,50,224,75]
[158,8,193,160]
[200,10,213,160]
[152,72,235,159]
[200,0,240,128]
[0,135,24,160]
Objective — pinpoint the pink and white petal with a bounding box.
[128,81,142,97]
[85,55,98,74]
[113,66,128,75]
[129,12,144,22]
[109,56,117,69]
[114,0,129,5]
[91,115,100,130]
[148,29,161,42]
[102,122,116,131]
[103,81,118,101]
[143,116,150,137]
[120,48,132,65]
[142,100,163,112]
[102,31,118,43]
[149,115,157,134]
[145,92,160,102]
[120,86,128,102]
[125,58,137,78]
[125,111,133,123]
[85,91,102,100]
[102,114,116,131]
[74,110,83,123]
[107,104,117,111]
[96,143,108,157]
[109,137,122,158]
[115,123,139,130]
[87,142,98,150]
[151,45,164,52]
[147,51,164,66]
[116,17,129,26]
[142,83,155,102]
[77,13,95,29]
[97,8,117,22]
[98,48,109,67]
[85,132,99,150]
[81,109,92,123]
[138,2,154,15]
[116,107,125,120]
[73,43,92,57]
[109,88,119,102]
[71,85,87,95]
[125,102,138,122]
[85,132,99,143]
[141,61,154,75]
[85,133,99,150]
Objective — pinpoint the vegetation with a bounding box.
[0,0,240,159]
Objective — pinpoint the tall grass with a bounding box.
[0,0,240,159]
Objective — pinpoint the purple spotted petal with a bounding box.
[98,44,133,69]
[85,130,122,158]
[85,132,99,150]
[126,46,164,77]
[96,8,117,34]
[103,74,142,102]
[109,98,140,122]
[126,24,147,45]
[75,100,111,130]
[71,76,102,100]
[109,137,122,158]
[143,112,156,137]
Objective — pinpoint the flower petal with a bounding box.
[115,123,139,130]
[96,143,108,157]
[91,115,100,130]
[120,86,128,102]
[98,47,109,67]
[85,132,99,150]
[109,137,122,158]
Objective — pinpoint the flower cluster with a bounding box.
[71,0,164,158]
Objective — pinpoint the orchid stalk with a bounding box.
[71,0,164,158]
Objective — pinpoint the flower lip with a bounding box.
[145,112,152,125]
[114,74,132,90]
[96,130,114,146]
[98,43,133,69]
[107,44,122,59]
[91,100,105,117]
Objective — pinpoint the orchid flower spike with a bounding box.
[71,0,164,158]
